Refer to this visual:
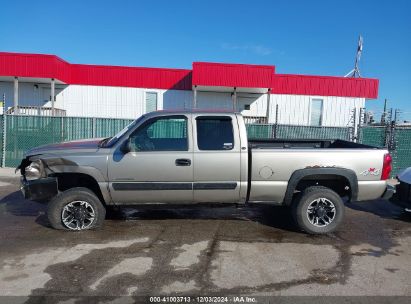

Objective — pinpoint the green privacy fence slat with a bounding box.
[0,115,3,165]
[358,126,386,148]
[148,119,187,138]
[62,117,93,141]
[2,115,136,167]
[358,126,411,177]
[5,116,63,167]
[246,124,274,139]
[95,118,134,138]
[246,124,351,140]
[277,125,351,140]
[391,128,411,176]
[2,114,411,179]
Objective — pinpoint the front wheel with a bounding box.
[292,186,345,234]
[47,187,106,231]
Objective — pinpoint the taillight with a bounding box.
[381,153,392,180]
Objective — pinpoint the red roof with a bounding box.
[0,52,192,90]
[0,52,378,98]
[192,62,274,89]
[271,74,379,99]
[70,64,192,90]
[0,52,71,83]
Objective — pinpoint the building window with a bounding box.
[244,104,250,110]
[145,92,157,113]
[196,116,234,150]
[310,99,323,126]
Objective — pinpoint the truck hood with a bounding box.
[25,138,104,157]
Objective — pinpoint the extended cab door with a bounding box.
[192,114,242,203]
[108,114,193,204]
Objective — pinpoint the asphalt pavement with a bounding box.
[0,173,410,303]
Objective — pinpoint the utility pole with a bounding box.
[13,77,19,115]
[1,94,6,167]
[232,87,237,111]
[51,78,55,116]
[394,109,399,124]
[193,85,197,109]
[266,89,271,123]
[381,99,387,124]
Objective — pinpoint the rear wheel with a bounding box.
[47,187,106,231]
[292,186,344,234]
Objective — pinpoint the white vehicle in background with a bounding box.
[391,167,411,213]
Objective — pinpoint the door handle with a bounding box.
[175,158,191,166]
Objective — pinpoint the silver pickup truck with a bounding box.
[18,110,395,234]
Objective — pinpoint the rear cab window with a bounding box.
[196,116,234,150]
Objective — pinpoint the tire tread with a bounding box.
[292,186,344,234]
[47,187,106,231]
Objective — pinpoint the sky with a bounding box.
[1,0,410,119]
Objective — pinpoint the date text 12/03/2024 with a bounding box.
[149,296,257,303]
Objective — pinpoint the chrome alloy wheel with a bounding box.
[306,198,336,227]
[61,201,95,230]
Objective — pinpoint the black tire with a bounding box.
[292,186,345,234]
[47,187,106,231]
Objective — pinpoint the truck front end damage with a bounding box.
[18,158,59,202]
[21,176,58,201]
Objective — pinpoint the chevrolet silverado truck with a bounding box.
[18,110,395,234]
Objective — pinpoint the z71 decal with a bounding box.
[360,168,380,176]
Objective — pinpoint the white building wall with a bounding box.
[0,82,55,107]
[51,85,196,119]
[0,81,366,127]
[321,96,365,127]
[196,91,232,110]
[270,94,310,124]
[52,85,149,118]
[163,89,193,110]
[268,94,365,126]
[237,94,268,117]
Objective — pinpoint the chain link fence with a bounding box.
[358,126,386,147]
[0,115,4,167]
[0,114,352,167]
[356,109,411,176]
[246,124,352,140]
[1,110,411,177]
[0,115,133,167]
[390,127,411,176]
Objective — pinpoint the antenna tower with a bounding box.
[345,35,363,78]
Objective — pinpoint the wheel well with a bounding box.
[54,173,106,205]
[295,174,351,199]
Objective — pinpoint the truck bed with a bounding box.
[249,139,377,149]
[247,138,387,203]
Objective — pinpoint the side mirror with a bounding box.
[120,139,131,154]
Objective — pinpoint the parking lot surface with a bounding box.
[0,175,410,300]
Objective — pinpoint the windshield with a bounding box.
[104,116,145,147]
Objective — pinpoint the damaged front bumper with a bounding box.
[20,176,58,202]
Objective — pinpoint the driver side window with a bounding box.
[129,116,188,152]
